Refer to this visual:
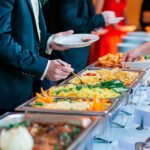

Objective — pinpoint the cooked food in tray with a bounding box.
[97,53,123,68]
[48,80,127,99]
[0,118,84,150]
[30,122,83,150]
[96,53,145,68]
[69,68,139,86]
[33,94,112,111]
[48,84,119,98]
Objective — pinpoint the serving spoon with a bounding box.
[57,60,85,84]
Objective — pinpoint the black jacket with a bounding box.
[43,0,105,33]
[0,0,49,110]
[43,0,105,72]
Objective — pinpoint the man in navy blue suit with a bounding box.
[43,0,115,72]
[0,0,74,113]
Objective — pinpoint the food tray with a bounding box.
[87,60,121,68]
[16,96,123,116]
[0,112,104,150]
[61,66,146,89]
[88,61,106,68]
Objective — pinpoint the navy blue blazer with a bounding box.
[0,0,49,110]
[43,0,105,33]
[43,0,105,72]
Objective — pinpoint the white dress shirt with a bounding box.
[30,0,51,80]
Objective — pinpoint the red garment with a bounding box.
[103,0,126,25]
[88,0,127,64]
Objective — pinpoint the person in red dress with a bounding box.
[89,0,127,64]
[96,0,126,25]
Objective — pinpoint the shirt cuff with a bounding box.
[40,60,51,80]
[46,35,53,55]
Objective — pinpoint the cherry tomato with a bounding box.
[85,73,96,76]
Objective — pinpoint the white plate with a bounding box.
[128,31,150,37]
[122,61,150,69]
[117,43,139,53]
[109,17,124,24]
[122,36,150,44]
[54,34,99,48]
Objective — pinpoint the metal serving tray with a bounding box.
[87,60,102,68]
[16,96,122,116]
[0,112,105,150]
[60,66,146,90]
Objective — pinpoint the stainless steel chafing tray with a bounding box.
[0,112,105,150]
[16,96,123,116]
[60,66,146,89]
[87,61,100,68]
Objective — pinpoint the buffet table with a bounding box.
[93,86,150,150]
[0,53,150,150]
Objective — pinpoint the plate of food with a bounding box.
[94,53,145,68]
[54,34,99,48]
[97,53,123,68]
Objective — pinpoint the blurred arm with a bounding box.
[95,0,105,14]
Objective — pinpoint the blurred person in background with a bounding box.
[140,0,150,30]
[0,0,74,114]
[89,0,128,63]
[95,0,127,25]
[43,0,116,73]
[122,42,150,62]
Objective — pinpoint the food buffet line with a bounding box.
[0,52,150,150]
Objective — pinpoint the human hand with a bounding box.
[92,28,108,35]
[102,11,116,26]
[46,59,74,81]
[122,48,143,62]
[50,30,74,51]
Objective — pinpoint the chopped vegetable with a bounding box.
[60,132,72,146]
[72,127,81,137]
[8,121,30,129]
[54,144,59,150]
[35,102,43,106]
[76,85,83,91]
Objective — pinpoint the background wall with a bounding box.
[126,0,143,26]
[93,0,143,26]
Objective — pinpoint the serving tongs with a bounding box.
[94,136,112,144]
[71,71,85,84]
[135,137,150,150]
[57,60,85,84]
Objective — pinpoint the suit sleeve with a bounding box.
[0,0,48,79]
[58,0,105,33]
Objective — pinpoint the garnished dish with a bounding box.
[47,80,127,99]
[97,53,123,68]
[0,121,83,150]
[33,93,112,112]
[96,53,145,68]
[69,68,139,86]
